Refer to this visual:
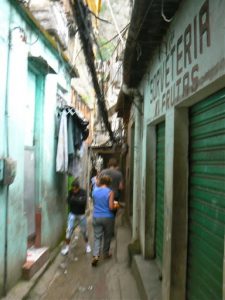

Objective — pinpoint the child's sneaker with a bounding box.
[86,244,91,253]
[91,256,99,266]
[61,245,69,255]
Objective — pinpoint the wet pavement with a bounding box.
[24,208,140,300]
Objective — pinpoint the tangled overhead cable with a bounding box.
[69,0,115,143]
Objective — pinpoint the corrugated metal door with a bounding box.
[187,89,225,299]
[155,122,165,264]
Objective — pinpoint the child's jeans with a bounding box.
[66,212,88,242]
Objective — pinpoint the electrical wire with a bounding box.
[161,0,173,22]
[94,21,128,90]
[98,24,127,94]
[100,23,129,48]
[88,8,111,24]
[70,0,115,142]
[133,0,155,42]
[105,0,125,48]
[104,61,122,95]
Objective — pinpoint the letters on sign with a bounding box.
[149,0,213,117]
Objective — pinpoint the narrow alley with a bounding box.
[6,208,140,300]
[1,0,225,299]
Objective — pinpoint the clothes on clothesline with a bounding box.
[56,110,68,173]
[56,105,89,173]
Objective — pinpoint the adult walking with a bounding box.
[100,158,123,201]
[90,167,98,196]
[61,179,91,255]
[91,175,115,266]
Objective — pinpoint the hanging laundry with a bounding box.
[67,114,76,155]
[56,110,68,172]
[56,105,89,173]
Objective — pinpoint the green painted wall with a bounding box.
[0,2,10,293]
[41,74,67,247]
[0,0,69,295]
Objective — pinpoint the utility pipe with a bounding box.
[122,84,143,241]
[3,8,12,297]
[132,94,142,241]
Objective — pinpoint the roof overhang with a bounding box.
[11,0,79,78]
[28,55,56,74]
[116,0,181,117]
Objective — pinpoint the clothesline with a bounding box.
[64,106,76,116]
[56,105,89,173]
[57,105,87,121]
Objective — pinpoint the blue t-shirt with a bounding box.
[92,186,114,218]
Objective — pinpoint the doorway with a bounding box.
[24,70,37,245]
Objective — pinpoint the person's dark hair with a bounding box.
[108,158,118,168]
[91,167,97,177]
[99,175,112,186]
[71,179,80,189]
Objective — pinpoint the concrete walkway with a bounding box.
[3,208,140,300]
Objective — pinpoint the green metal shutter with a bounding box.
[155,122,165,264]
[187,89,225,300]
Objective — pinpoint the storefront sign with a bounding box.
[148,0,225,118]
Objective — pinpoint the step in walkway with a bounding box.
[22,247,49,280]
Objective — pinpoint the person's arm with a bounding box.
[95,176,100,187]
[109,190,114,210]
[119,172,124,191]
[119,180,124,191]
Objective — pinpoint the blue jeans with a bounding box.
[92,217,114,257]
[66,212,88,242]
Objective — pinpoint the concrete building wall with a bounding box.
[144,0,225,121]
[0,2,29,292]
[0,0,70,295]
[131,0,225,299]
[0,2,12,294]
[6,8,29,291]
[125,111,135,220]
[132,102,143,242]
[41,74,67,248]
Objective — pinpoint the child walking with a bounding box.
[61,179,91,255]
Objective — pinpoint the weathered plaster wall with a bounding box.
[145,0,225,121]
[0,3,29,291]
[138,0,225,299]
[0,2,11,293]
[0,1,70,294]
[41,74,67,248]
[132,102,143,242]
